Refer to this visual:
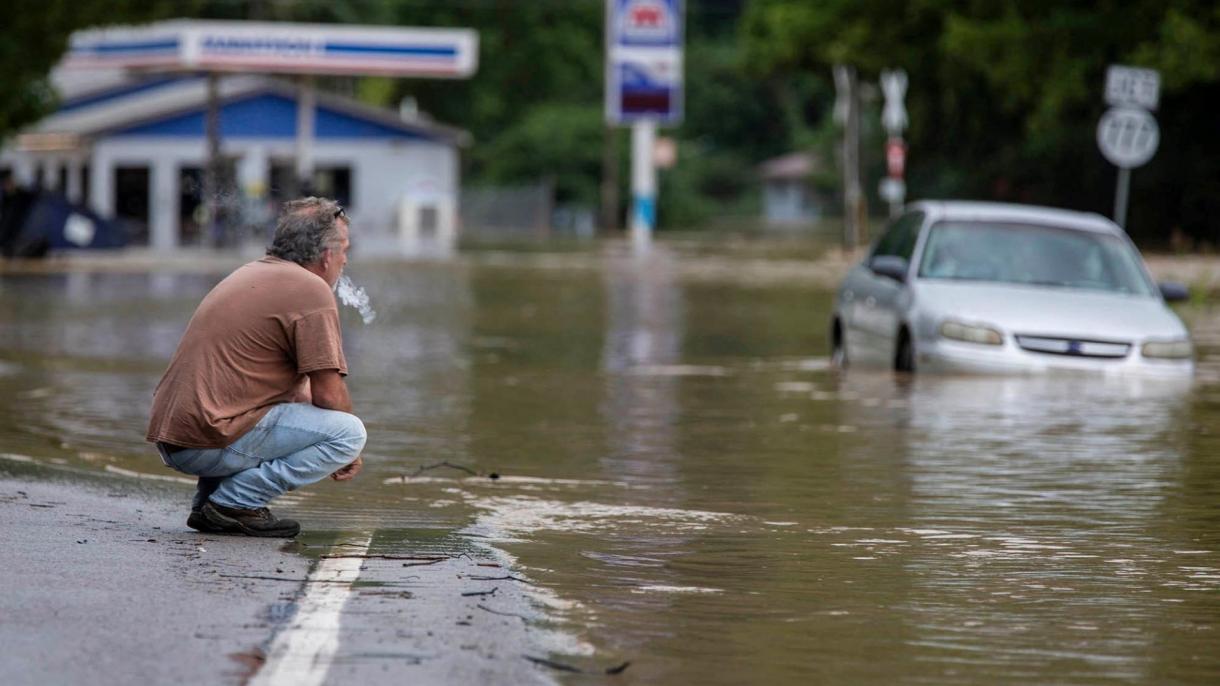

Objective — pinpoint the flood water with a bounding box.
[2,245,1219,684]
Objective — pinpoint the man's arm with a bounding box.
[307,369,361,481]
[308,369,352,413]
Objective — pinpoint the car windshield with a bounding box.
[917,221,1157,296]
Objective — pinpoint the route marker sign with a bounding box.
[1096,106,1159,169]
[1097,64,1160,229]
[1105,65,1160,111]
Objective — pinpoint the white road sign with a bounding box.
[879,177,905,204]
[1096,106,1159,169]
[880,69,908,135]
[1105,65,1160,111]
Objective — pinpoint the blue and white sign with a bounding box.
[65,21,479,79]
[606,0,683,125]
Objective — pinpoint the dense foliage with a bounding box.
[3,1,1217,243]
[0,1,180,137]
[743,0,1220,245]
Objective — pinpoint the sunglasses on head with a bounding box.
[334,205,347,220]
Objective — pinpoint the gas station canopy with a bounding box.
[62,20,479,78]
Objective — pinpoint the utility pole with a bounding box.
[295,75,317,196]
[834,64,863,250]
[600,125,620,234]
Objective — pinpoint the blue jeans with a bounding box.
[157,403,366,510]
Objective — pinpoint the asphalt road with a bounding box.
[0,463,560,686]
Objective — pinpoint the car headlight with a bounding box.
[1141,339,1193,359]
[939,320,1003,346]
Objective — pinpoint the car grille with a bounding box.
[1014,335,1131,359]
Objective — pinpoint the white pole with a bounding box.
[296,76,316,194]
[150,158,178,250]
[630,119,657,253]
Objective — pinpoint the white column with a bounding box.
[88,154,113,216]
[149,158,178,251]
[629,120,657,253]
[238,145,269,200]
[13,155,35,186]
[65,158,83,204]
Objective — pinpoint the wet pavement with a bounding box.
[0,471,310,686]
[2,241,1219,684]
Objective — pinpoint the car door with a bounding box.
[847,212,924,365]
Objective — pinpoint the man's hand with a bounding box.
[331,455,362,481]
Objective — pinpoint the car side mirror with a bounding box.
[1159,281,1189,303]
[870,255,909,283]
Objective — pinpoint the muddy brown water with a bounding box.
[2,246,1219,684]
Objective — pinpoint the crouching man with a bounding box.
[146,197,365,538]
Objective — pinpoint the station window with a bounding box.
[270,163,352,209]
[114,166,150,246]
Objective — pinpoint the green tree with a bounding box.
[742,0,1220,245]
[0,1,184,141]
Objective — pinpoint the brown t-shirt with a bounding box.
[146,257,348,448]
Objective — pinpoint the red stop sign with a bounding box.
[886,137,906,178]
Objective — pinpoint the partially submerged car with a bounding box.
[830,201,1193,375]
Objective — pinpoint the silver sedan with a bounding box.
[830,201,1194,376]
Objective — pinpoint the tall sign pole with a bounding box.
[606,0,684,253]
[1096,65,1160,229]
[879,69,908,219]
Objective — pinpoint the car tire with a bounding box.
[895,329,915,373]
[831,320,848,368]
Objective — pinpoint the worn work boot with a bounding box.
[187,508,222,533]
[201,500,301,538]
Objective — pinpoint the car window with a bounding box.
[917,221,1157,296]
[872,212,924,260]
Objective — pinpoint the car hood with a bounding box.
[913,280,1189,341]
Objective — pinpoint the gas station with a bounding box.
[0,20,477,257]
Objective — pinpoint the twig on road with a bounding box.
[218,573,338,583]
[469,574,533,584]
[402,559,446,567]
[408,461,478,477]
[320,554,446,561]
[476,603,528,621]
[403,461,501,480]
[524,656,583,673]
[523,656,633,675]
[605,661,632,674]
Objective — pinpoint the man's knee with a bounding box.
[329,412,367,457]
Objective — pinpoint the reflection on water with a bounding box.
[1,255,1219,684]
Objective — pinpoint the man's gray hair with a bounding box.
[266,197,345,266]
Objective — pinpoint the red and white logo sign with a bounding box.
[619,0,676,44]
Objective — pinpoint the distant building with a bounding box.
[759,151,826,230]
[0,72,468,257]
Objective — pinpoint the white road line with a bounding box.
[248,533,373,686]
